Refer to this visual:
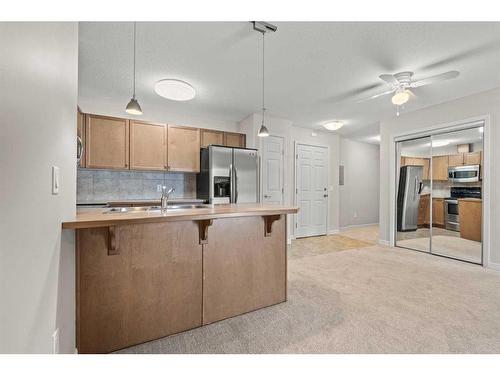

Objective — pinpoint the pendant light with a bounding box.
[258,32,269,137]
[253,22,276,137]
[126,22,142,115]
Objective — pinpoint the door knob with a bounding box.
[323,194,328,198]
[264,194,270,198]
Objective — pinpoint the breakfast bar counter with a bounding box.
[63,204,298,353]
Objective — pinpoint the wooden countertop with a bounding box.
[62,204,299,229]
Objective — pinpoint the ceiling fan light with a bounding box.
[258,123,269,137]
[323,121,344,131]
[391,90,410,106]
[125,97,142,115]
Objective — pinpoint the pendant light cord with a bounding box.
[133,22,136,99]
[262,32,265,121]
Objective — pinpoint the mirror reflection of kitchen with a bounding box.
[396,125,483,264]
[396,136,431,253]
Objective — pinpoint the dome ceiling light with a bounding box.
[323,121,344,131]
[154,79,196,101]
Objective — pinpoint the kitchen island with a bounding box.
[63,204,298,353]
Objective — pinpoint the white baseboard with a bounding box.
[339,222,379,231]
[378,239,391,246]
[486,261,500,271]
[328,229,339,235]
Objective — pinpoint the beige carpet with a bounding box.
[117,227,500,354]
[397,235,482,263]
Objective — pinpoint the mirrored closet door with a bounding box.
[395,124,483,264]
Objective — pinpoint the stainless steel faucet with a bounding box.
[161,186,175,212]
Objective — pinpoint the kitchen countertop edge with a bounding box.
[63,204,299,229]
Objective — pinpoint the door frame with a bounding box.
[391,115,490,267]
[293,142,330,239]
[260,134,285,204]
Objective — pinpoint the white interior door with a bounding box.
[295,143,328,237]
[262,135,284,204]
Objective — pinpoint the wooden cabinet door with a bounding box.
[403,158,430,180]
[432,156,449,181]
[77,221,203,353]
[432,198,445,226]
[201,129,224,148]
[203,215,287,325]
[464,151,481,165]
[167,125,200,172]
[224,132,246,148]
[459,200,482,242]
[448,154,464,167]
[85,115,129,169]
[422,158,430,180]
[77,109,85,167]
[418,195,429,226]
[130,121,167,171]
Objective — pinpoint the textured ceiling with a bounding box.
[78,22,500,142]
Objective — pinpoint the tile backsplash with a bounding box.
[77,168,196,204]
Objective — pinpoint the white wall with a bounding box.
[339,138,380,228]
[0,23,78,353]
[379,87,498,266]
[239,113,340,236]
[79,102,239,133]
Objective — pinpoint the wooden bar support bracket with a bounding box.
[263,215,281,237]
[107,226,120,255]
[198,219,213,244]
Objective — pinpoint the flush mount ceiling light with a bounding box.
[391,89,411,106]
[253,21,277,137]
[125,22,143,115]
[323,121,344,131]
[154,79,196,101]
[432,139,450,147]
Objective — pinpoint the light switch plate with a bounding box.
[52,166,60,195]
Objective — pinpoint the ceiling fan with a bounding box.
[361,70,460,114]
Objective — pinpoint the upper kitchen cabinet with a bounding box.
[401,157,430,180]
[224,132,246,148]
[201,129,224,148]
[77,109,85,167]
[130,120,167,171]
[167,125,200,172]
[464,151,482,166]
[85,114,130,169]
[432,155,449,181]
[448,154,464,167]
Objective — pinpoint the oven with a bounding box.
[448,164,480,183]
[444,199,460,231]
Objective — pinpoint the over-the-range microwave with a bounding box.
[448,164,480,183]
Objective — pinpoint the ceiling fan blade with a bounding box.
[410,71,460,88]
[408,89,417,99]
[379,74,399,86]
[357,88,395,102]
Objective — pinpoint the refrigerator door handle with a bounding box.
[234,166,238,203]
[229,163,234,203]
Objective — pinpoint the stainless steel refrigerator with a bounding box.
[197,145,259,204]
[397,165,424,231]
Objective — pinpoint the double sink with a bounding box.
[104,204,209,214]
